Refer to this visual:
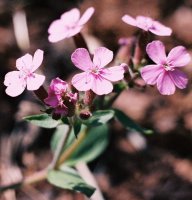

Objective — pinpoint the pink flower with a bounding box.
[141,40,191,95]
[48,7,94,43]
[122,15,172,36]
[4,49,45,97]
[71,47,125,95]
[44,78,77,116]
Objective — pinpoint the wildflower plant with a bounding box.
[1,5,191,199]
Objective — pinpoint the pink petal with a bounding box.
[101,65,125,81]
[146,40,167,64]
[71,48,93,71]
[157,72,176,95]
[122,15,137,26]
[48,20,65,34]
[61,8,80,25]
[65,26,82,38]
[140,65,164,85]
[149,21,172,36]
[93,47,113,68]
[169,69,188,89]
[16,54,32,70]
[167,46,191,67]
[54,104,68,115]
[91,76,113,95]
[44,94,59,107]
[26,73,45,90]
[48,31,68,43]
[4,71,20,86]
[136,16,153,31]
[72,72,93,91]
[48,20,68,42]
[78,7,95,26]
[32,49,44,72]
[4,71,26,97]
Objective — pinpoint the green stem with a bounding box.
[49,125,72,170]
[56,127,88,167]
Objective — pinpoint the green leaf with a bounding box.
[60,124,109,166]
[24,114,61,128]
[114,109,153,134]
[73,118,82,138]
[47,168,95,197]
[50,125,70,152]
[81,110,114,126]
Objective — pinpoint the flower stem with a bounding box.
[49,125,72,170]
[56,127,88,167]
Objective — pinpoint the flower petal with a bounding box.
[136,16,153,31]
[157,72,176,95]
[101,65,125,81]
[48,20,68,42]
[140,64,164,85]
[44,94,59,107]
[16,54,32,70]
[93,47,113,68]
[71,48,93,71]
[26,74,45,90]
[146,40,167,64]
[65,26,82,38]
[61,8,80,25]
[32,49,44,72]
[91,76,113,95]
[122,15,137,26]
[149,21,172,36]
[167,46,191,67]
[169,69,188,89]
[4,71,26,97]
[78,7,95,26]
[72,72,93,91]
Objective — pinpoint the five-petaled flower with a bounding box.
[48,7,94,43]
[44,78,77,117]
[141,40,191,95]
[122,15,172,36]
[71,47,125,95]
[4,49,45,97]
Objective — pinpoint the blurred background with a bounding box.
[0,0,192,199]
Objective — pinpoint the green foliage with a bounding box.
[24,113,62,128]
[47,167,95,197]
[62,124,109,166]
[81,110,115,126]
[114,109,153,134]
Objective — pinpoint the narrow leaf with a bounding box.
[24,113,61,128]
[47,168,95,197]
[114,109,153,134]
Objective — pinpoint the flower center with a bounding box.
[164,64,174,71]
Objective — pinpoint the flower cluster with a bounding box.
[3,6,191,119]
[44,78,77,117]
